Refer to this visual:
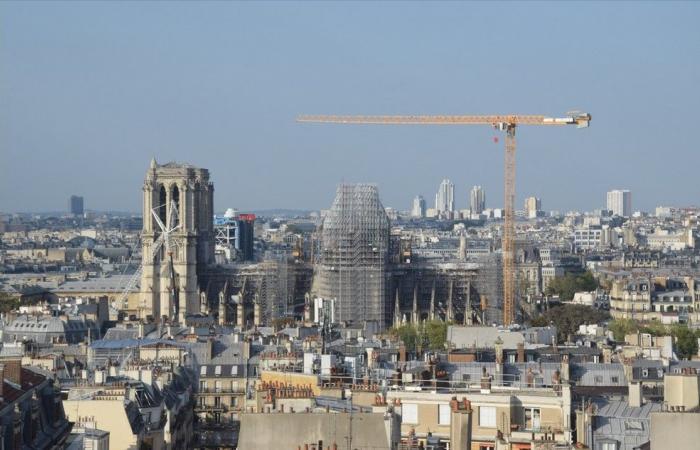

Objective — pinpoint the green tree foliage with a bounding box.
[639,321,667,337]
[670,324,699,360]
[608,318,640,341]
[529,315,549,328]
[390,320,448,352]
[391,324,418,352]
[533,304,610,343]
[545,270,598,301]
[423,320,448,351]
[0,292,22,314]
[607,319,699,359]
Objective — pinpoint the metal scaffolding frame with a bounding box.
[314,184,390,326]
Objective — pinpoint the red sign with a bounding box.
[239,213,256,221]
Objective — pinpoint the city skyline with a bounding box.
[2,4,700,450]
[2,3,699,213]
[0,180,677,217]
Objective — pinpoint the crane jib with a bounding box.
[297,113,590,127]
[297,110,590,326]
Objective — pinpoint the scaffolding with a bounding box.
[313,184,390,326]
[389,263,480,327]
[475,252,505,325]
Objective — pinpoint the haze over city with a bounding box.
[5,2,700,450]
[2,2,699,213]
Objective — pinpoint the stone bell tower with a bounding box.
[139,158,215,322]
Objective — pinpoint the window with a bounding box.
[479,406,497,428]
[438,404,451,425]
[462,374,471,382]
[611,376,619,384]
[625,420,644,431]
[598,442,617,450]
[479,445,495,450]
[594,375,603,384]
[402,403,418,424]
[525,408,541,430]
[214,397,221,407]
[199,381,207,391]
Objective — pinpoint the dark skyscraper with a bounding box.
[70,195,84,216]
[237,214,255,261]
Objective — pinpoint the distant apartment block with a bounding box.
[607,189,632,217]
[70,195,84,216]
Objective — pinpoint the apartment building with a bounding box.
[386,381,572,449]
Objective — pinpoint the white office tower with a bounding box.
[411,195,426,218]
[607,190,632,217]
[524,196,542,219]
[435,179,455,216]
[470,185,486,215]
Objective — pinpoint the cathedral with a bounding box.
[135,159,492,330]
[139,159,215,323]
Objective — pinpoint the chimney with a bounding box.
[516,343,525,363]
[629,381,643,408]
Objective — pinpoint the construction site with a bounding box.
[311,183,390,327]
[190,182,507,331]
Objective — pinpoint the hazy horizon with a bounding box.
[2,2,699,214]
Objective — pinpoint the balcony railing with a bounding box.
[194,404,229,413]
[196,387,245,394]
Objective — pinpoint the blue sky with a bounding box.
[1,2,698,213]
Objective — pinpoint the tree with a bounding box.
[670,324,699,360]
[608,318,639,341]
[639,321,667,337]
[391,324,418,353]
[545,270,598,301]
[423,320,448,351]
[534,304,610,343]
[0,292,21,314]
[390,320,449,353]
[530,315,549,327]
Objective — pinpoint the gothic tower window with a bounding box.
[158,184,167,228]
[171,184,180,228]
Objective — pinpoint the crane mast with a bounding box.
[298,112,590,326]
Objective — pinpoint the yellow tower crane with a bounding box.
[297,112,591,326]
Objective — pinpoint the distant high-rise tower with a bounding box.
[411,195,426,218]
[469,185,485,215]
[70,195,84,216]
[435,179,454,215]
[313,184,389,327]
[606,189,632,217]
[140,159,215,323]
[524,196,542,219]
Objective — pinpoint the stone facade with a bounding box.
[140,159,215,322]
